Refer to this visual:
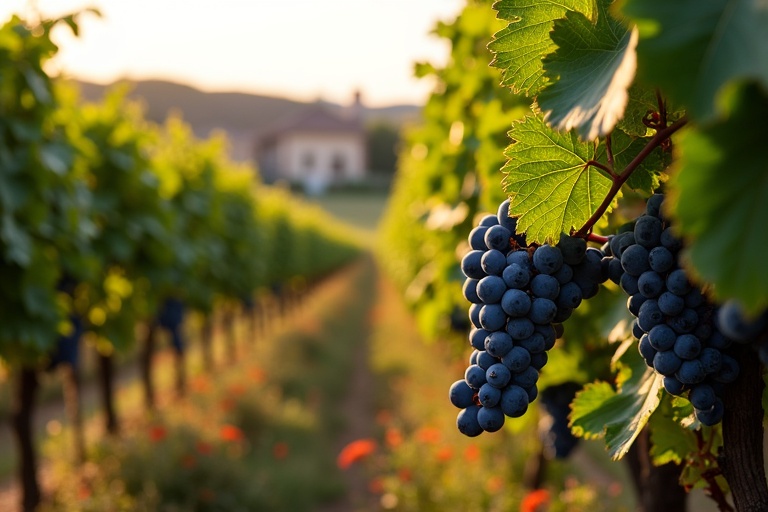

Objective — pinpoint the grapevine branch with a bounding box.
[574,116,688,238]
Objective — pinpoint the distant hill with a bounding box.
[71,79,421,162]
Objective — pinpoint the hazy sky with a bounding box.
[1,0,465,107]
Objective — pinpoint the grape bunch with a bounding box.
[449,200,608,437]
[718,300,768,363]
[606,194,738,426]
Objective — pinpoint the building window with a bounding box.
[302,152,316,170]
[331,153,346,177]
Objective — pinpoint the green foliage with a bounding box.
[621,0,768,123]
[570,339,663,460]
[668,83,768,313]
[538,3,636,140]
[488,0,596,95]
[501,113,612,243]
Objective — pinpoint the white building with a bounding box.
[255,94,367,194]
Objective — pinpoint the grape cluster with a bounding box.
[449,200,607,437]
[606,194,737,426]
[718,300,768,364]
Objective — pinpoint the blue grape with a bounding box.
[660,227,682,252]
[484,225,512,252]
[510,366,539,389]
[666,269,691,296]
[557,235,586,265]
[478,383,502,408]
[477,275,506,304]
[638,271,665,299]
[674,334,701,360]
[695,398,724,426]
[465,364,487,389]
[526,384,539,403]
[609,231,635,259]
[714,354,739,383]
[676,360,705,385]
[607,257,624,284]
[556,282,583,310]
[621,245,650,276]
[553,263,574,285]
[530,351,548,370]
[663,376,686,395]
[502,263,530,289]
[688,384,716,410]
[533,244,563,275]
[530,274,560,300]
[529,298,557,324]
[461,250,486,279]
[637,300,664,332]
[645,193,664,218]
[634,215,663,248]
[699,348,722,374]
[536,324,557,351]
[481,249,507,276]
[620,273,640,296]
[507,317,535,340]
[658,291,685,317]
[468,303,482,328]
[653,350,682,376]
[476,350,498,370]
[479,304,506,331]
[477,405,506,432]
[501,346,532,373]
[627,293,648,316]
[486,363,512,388]
[717,300,768,342]
[506,250,531,270]
[457,405,483,437]
[468,226,490,250]
[638,333,657,364]
[485,331,514,358]
[450,380,476,408]
[648,246,674,273]
[469,350,479,365]
[462,278,481,304]
[648,324,676,351]
[479,214,499,227]
[518,332,546,354]
[500,385,529,417]
[469,328,490,351]
[668,308,698,334]
[500,288,531,317]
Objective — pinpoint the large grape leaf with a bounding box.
[488,0,595,96]
[604,129,670,194]
[501,114,612,243]
[538,6,638,140]
[668,83,768,313]
[570,339,663,460]
[621,0,768,122]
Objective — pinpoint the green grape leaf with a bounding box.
[488,0,596,96]
[648,397,698,466]
[668,83,768,313]
[604,129,670,193]
[501,114,613,243]
[621,0,768,122]
[538,6,638,140]
[570,341,663,460]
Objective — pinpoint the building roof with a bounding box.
[259,103,364,143]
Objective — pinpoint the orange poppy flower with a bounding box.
[464,444,480,462]
[337,438,377,469]
[220,424,244,442]
[436,446,453,462]
[415,426,441,444]
[385,428,403,448]
[149,425,167,442]
[520,488,550,512]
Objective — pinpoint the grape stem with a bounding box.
[574,116,688,238]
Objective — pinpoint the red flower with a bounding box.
[436,446,453,462]
[415,426,441,444]
[149,425,167,442]
[181,454,197,469]
[273,442,289,460]
[219,424,244,442]
[398,468,412,483]
[228,383,247,396]
[385,427,403,448]
[464,444,480,462]
[196,441,213,455]
[337,438,377,469]
[520,489,550,512]
[368,477,385,494]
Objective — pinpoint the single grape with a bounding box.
[477,405,506,432]
[500,288,531,317]
[457,405,483,437]
[461,250,486,279]
[478,383,501,408]
[484,224,512,252]
[476,275,506,304]
[500,385,529,417]
[501,346,531,373]
[485,331,514,358]
[450,380,476,409]
[533,244,563,275]
[481,249,507,276]
[486,363,512,388]
[465,364,487,389]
